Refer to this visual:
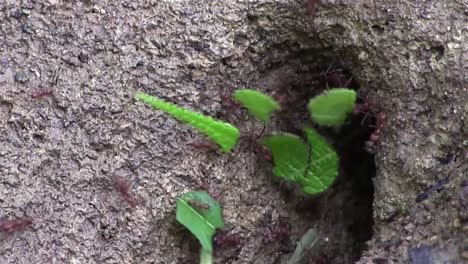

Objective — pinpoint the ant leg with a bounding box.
[256,125,266,140]
[267,224,274,233]
[360,111,372,125]
[322,60,336,90]
[343,74,354,88]
[271,219,278,232]
[323,60,335,77]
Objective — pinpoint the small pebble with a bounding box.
[78,52,89,63]
[21,23,33,34]
[10,9,24,19]
[14,72,29,83]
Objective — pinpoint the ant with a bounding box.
[0,217,33,234]
[213,230,242,251]
[352,92,379,116]
[270,78,297,110]
[241,126,272,161]
[263,216,291,244]
[321,66,353,89]
[353,89,386,153]
[215,91,243,122]
[365,112,386,153]
[187,199,211,212]
[222,94,242,110]
[31,90,54,99]
[305,0,321,16]
[113,177,138,207]
[218,91,242,114]
[254,144,272,161]
[187,140,219,153]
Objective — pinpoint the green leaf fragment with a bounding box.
[301,128,339,195]
[261,134,309,181]
[287,228,319,264]
[135,92,239,152]
[233,89,280,122]
[200,248,213,264]
[176,191,224,252]
[307,88,356,127]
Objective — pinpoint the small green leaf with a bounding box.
[176,191,224,252]
[287,228,319,264]
[135,92,239,152]
[307,88,356,127]
[233,89,280,122]
[261,134,309,181]
[301,128,339,195]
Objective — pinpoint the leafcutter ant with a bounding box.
[113,176,138,207]
[352,94,379,116]
[263,216,291,244]
[241,126,272,161]
[216,91,243,121]
[0,217,33,234]
[187,199,211,212]
[222,94,242,110]
[365,112,386,153]
[31,90,54,99]
[187,140,219,153]
[353,89,386,153]
[320,63,354,89]
[254,144,272,161]
[305,0,321,16]
[270,78,297,110]
[214,230,242,250]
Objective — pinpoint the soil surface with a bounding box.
[0,1,466,264]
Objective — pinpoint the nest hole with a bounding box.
[256,52,376,262]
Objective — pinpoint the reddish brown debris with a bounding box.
[0,217,33,233]
[214,230,242,250]
[263,216,291,243]
[305,0,321,16]
[114,177,138,207]
[187,140,219,153]
[31,90,54,99]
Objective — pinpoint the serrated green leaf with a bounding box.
[307,88,356,127]
[261,134,309,181]
[135,92,239,152]
[287,228,319,264]
[233,89,280,122]
[176,191,224,252]
[301,128,339,195]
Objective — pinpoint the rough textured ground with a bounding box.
[0,0,466,264]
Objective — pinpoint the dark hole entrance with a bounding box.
[258,54,376,262]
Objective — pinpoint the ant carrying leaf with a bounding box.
[176,191,224,254]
